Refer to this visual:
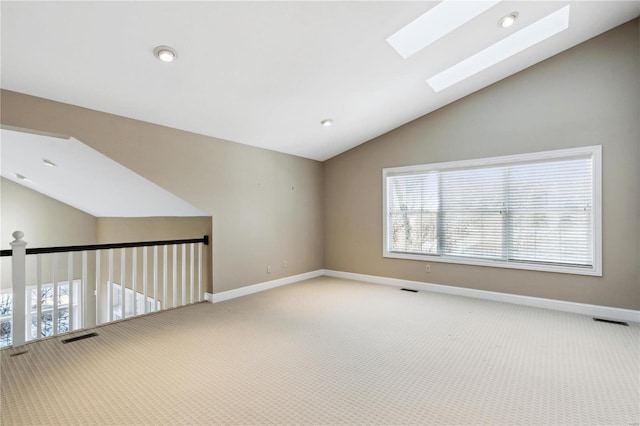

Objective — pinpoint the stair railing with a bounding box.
[1,231,209,348]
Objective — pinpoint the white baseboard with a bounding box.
[323,270,640,323]
[203,268,639,323]
[207,270,324,303]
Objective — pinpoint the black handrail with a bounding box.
[0,235,209,257]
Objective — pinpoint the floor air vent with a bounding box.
[593,318,629,326]
[400,288,418,293]
[62,332,99,344]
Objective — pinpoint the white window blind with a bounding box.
[383,146,601,276]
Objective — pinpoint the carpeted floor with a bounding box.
[1,276,638,425]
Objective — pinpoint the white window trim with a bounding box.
[382,145,602,276]
[1,280,83,346]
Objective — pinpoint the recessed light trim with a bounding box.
[15,173,28,181]
[427,5,570,93]
[499,12,519,28]
[386,0,502,59]
[321,119,333,127]
[153,45,178,63]
[43,158,57,167]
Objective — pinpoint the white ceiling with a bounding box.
[1,1,638,161]
[0,129,209,217]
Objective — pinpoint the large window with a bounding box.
[383,146,601,275]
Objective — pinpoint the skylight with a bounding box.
[386,0,502,59]
[427,5,571,92]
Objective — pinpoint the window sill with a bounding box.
[383,251,602,276]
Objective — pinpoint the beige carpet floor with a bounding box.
[1,276,638,425]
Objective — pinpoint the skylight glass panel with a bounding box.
[386,0,502,59]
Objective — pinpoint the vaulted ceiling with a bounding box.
[1,1,638,161]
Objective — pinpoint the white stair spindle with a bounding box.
[142,247,148,314]
[95,250,101,325]
[132,248,138,316]
[108,249,113,322]
[67,252,73,331]
[120,249,126,319]
[82,250,88,329]
[153,246,159,312]
[198,243,203,302]
[9,231,27,347]
[36,254,43,341]
[190,243,195,304]
[172,245,178,308]
[162,246,168,310]
[52,253,58,336]
[181,244,186,306]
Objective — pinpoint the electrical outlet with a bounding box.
[425,264,431,273]
[267,266,272,274]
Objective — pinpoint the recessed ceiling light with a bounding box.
[427,5,570,92]
[153,45,178,63]
[15,173,28,181]
[321,119,333,127]
[43,158,57,167]
[499,12,519,28]
[387,0,502,59]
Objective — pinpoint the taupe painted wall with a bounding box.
[324,20,640,310]
[0,93,325,294]
[0,177,98,289]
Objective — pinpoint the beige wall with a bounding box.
[0,177,98,289]
[324,20,640,310]
[0,177,98,250]
[0,93,325,294]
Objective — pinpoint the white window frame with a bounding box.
[382,146,602,276]
[0,291,13,347]
[0,280,82,347]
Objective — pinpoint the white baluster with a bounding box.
[52,253,58,336]
[172,245,177,308]
[181,244,186,306]
[190,243,195,304]
[120,249,126,320]
[108,249,113,322]
[142,247,148,314]
[95,250,101,325]
[198,243,203,302]
[162,246,168,310]
[153,246,158,312]
[67,252,74,332]
[36,254,42,340]
[82,250,88,329]
[10,231,27,348]
[132,248,138,316]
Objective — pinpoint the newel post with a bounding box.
[10,231,27,348]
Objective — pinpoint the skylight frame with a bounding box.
[427,5,571,92]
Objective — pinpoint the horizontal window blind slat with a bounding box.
[385,149,595,270]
